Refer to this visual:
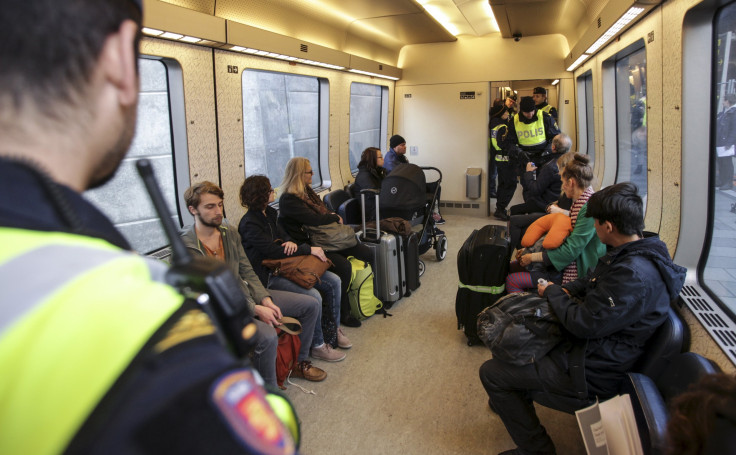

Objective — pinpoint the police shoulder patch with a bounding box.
[210,369,296,455]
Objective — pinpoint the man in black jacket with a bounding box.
[480,182,687,455]
[509,133,571,216]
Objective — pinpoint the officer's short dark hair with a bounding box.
[0,0,142,121]
[585,182,645,236]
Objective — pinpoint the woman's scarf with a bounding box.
[561,186,595,284]
[302,185,330,215]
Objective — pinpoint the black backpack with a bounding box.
[477,292,564,365]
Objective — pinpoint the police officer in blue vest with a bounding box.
[507,96,560,176]
[0,1,298,453]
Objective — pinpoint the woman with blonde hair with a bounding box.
[278,157,373,327]
[506,153,606,292]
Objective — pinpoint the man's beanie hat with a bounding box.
[490,104,507,118]
[390,135,406,149]
[533,87,547,95]
[519,96,536,112]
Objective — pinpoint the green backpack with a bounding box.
[347,256,383,320]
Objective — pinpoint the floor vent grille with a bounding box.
[680,284,736,365]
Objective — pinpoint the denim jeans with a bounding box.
[267,270,341,347]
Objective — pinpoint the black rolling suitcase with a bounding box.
[456,224,511,345]
[359,189,404,306]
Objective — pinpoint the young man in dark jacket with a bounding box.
[480,182,687,455]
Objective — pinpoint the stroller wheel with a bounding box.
[435,235,448,261]
[418,259,426,277]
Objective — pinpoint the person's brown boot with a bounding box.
[290,360,327,382]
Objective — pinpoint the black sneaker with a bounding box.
[432,213,446,225]
[494,210,510,221]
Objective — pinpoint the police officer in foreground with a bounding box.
[507,96,561,175]
[0,1,297,453]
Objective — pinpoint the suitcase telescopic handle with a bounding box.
[360,188,380,241]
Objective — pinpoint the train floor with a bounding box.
[282,213,587,455]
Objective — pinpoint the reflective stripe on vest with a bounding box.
[491,124,504,152]
[0,228,182,455]
[540,104,552,115]
[514,111,546,147]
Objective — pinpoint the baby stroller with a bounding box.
[379,163,448,275]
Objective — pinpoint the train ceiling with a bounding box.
[152,0,659,64]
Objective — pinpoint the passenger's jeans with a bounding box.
[267,270,342,347]
[250,288,321,386]
[479,357,577,454]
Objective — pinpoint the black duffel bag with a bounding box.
[477,292,564,366]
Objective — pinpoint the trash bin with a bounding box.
[466,168,482,199]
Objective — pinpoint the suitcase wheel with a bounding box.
[435,235,448,261]
[418,259,425,277]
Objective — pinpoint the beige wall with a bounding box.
[393,33,572,202]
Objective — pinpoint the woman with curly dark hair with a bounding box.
[666,373,736,454]
[238,175,351,359]
[353,147,386,221]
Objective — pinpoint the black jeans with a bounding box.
[495,161,517,212]
[479,357,578,454]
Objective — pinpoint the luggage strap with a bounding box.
[457,281,505,294]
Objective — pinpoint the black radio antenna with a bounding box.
[135,159,192,266]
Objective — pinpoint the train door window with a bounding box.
[703,2,736,314]
[242,70,329,189]
[614,45,648,204]
[577,72,595,163]
[616,47,647,201]
[349,83,388,173]
[83,57,189,254]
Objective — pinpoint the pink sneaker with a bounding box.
[337,328,352,349]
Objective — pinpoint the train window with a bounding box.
[614,46,648,203]
[577,72,595,163]
[83,58,189,254]
[349,82,388,172]
[703,2,736,314]
[242,70,329,189]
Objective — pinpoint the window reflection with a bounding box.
[349,83,386,173]
[615,48,647,204]
[704,2,736,313]
[242,70,320,187]
[84,58,179,254]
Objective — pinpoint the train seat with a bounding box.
[323,189,351,212]
[623,351,720,455]
[338,198,361,225]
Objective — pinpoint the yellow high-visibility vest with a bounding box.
[514,111,546,147]
[0,228,183,454]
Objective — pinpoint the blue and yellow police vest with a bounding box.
[0,228,185,454]
[514,111,546,148]
[0,228,298,454]
[491,124,509,161]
